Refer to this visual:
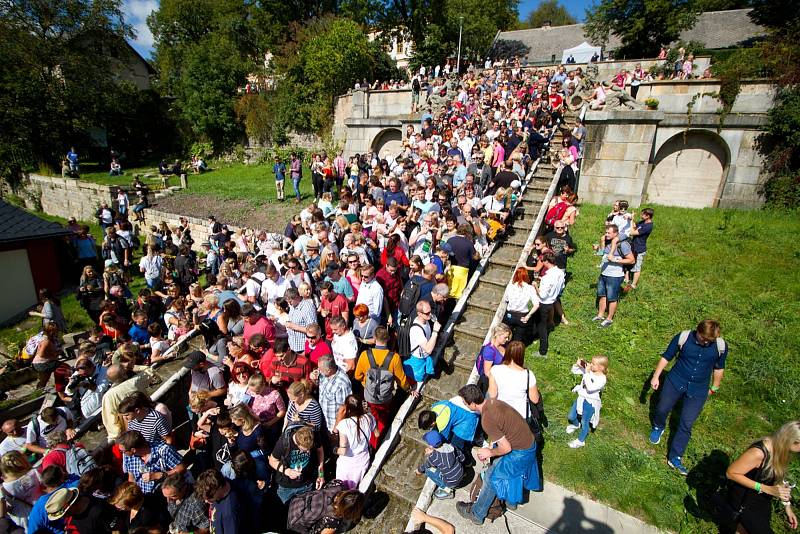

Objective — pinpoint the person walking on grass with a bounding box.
[273,155,286,201]
[592,224,634,328]
[648,319,728,475]
[290,152,302,204]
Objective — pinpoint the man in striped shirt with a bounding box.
[284,288,318,353]
[119,391,173,445]
[314,354,352,432]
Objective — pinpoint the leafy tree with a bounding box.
[444,0,520,60]
[584,0,698,58]
[525,0,576,29]
[0,0,136,184]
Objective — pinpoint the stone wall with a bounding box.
[635,80,774,114]
[23,174,116,221]
[579,111,661,206]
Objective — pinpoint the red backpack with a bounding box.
[545,201,569,228]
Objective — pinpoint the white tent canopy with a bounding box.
[562,41,602,64]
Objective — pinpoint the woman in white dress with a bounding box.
[487,340,540,418]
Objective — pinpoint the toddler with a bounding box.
[415,430,465,500]
[566,355,608,448]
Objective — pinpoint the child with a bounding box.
[148,323,172,364]
[273,156,286,201]
[417,390,480,460]
[174,317,193,340]
[415,430,465,500]
[566,355,609,448]
[128,311,150,349]
[606,200,632,240]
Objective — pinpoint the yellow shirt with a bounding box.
[354,347,411,392]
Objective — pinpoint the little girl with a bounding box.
[148,323,172,363]
[173,317,193,340]
[566,355,608,448]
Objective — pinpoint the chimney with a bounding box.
[542,20,551,29]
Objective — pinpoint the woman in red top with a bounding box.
[380,234,409,268]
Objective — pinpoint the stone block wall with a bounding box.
[635,80,774,114]
[579,112,661,207]
[719,129,769,208]
[25,174,115,221]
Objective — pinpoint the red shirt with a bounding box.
[381,246,409,267]
[320,294,349,340]
[41,444,70,472]
[376,267,403,311]
[304,339,333,366]
[243,316,275,349]
[549,93,564,110]
[268,352,311,388]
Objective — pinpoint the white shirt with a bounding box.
[26,407,74,447]
[262,276,289,316]
[331,331,358,372]
[0,434,27,457]
[538,267,565,305]
[491,364,537,418]
[139,254,163,280]
[505,282,539,313]
[335,414,376,457]
[355,279,384,320]
[242,273,267,308]
[409,320,432,358]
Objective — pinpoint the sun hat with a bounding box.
[45,488,79,520]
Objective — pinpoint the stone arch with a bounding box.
[647,129,730,208]
[371,128,403,159]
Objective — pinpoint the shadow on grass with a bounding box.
[684,449,731,523]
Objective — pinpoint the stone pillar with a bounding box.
[180,173,188,189]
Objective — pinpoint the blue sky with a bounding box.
[124,0,158,59]
[518,0,591,24]
[125,0,592,60]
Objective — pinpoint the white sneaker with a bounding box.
[566,424,579,435]
[568,439,585,449]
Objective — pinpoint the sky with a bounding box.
[124,0,592,60]
[123,0,158,59]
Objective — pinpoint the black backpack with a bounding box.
[396,319,424,359]
[398,278,422,318]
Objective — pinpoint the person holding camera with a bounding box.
[64,358,110,421]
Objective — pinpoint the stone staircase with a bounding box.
[351,112,576,529]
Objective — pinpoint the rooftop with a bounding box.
[496,8,766,64]
[0,200,72,244]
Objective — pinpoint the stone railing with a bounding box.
[24,174,116,222]
[635,79,775,114]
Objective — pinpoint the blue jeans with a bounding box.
[145,277,161,290]
[652,377,708,459]
[425,467,448,489]
[471,461,498,521]
[292,177,302,199]
[597,274,623,302]
[568,399,596,443]
[277,482,313,504]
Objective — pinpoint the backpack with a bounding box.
[412,77,421,92]
[398,278,422,318]
[545,201,569,228]
[56,445,97,476]
[364,348,396,404]
[397,321,425,359]
[24,332,46,357]
[678,330,726,357]
[286,480,346,534]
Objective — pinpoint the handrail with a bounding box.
[359,157,544,499]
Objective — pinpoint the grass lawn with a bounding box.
[77,162,315,231]
[527,204,800,532]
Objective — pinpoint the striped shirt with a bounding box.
[287,298,317,352]
[318,370,353,431]
[127,409,171,445]
[286,399,324,432]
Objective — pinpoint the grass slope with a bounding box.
[526,204,800,532]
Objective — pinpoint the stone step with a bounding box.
[422,361,473,402]
[374,435,428,502]
[478,266,510,288]
[443,341,483,373]
[453,322,490,343]
[491,242,524,264]
[457,306,494,334]
[401,399,434,447]
[504,230,533,247]
[352,485,415,533]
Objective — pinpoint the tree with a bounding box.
[525,0,576,29]
[584,0,698,58]
[0,0,140,184]
[489,39,532,61]
[444,0,520,60]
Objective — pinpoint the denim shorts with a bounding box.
[597,274,623,302]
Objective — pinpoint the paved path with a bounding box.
[422,478,665,534]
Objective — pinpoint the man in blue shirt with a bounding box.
[66,147,79,173]
[383,178,410,212]
[648,319,728,475]
[273,156,286,201]
[27,465,79,534]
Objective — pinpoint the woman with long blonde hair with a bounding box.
[0,451,41,528]
[725,420,800,532]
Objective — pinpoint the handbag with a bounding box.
[525,371,545,446]
[469,471,505,522]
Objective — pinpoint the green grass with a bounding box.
[526,204,800,532]
[77,161,314,203]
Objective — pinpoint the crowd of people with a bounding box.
[1,60,798,534]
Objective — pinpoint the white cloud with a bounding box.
[123,0,158,56]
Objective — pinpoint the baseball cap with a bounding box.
[182,350,207,370]
[423,430,445,448]
[438,242,454,256]
[45,488,79,520]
